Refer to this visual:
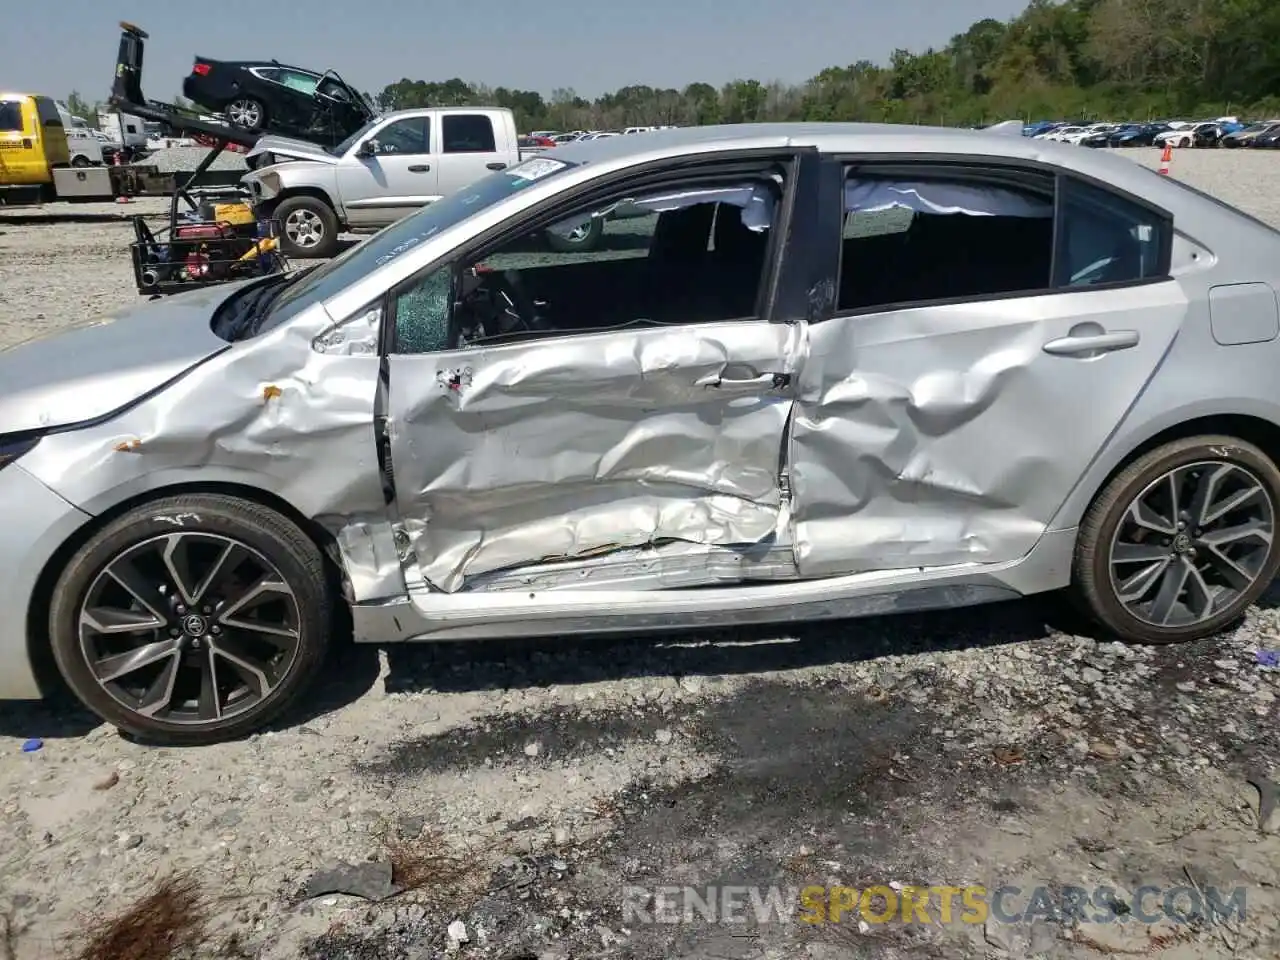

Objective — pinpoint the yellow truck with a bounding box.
[1,90,178,204]
[0,92,72,202]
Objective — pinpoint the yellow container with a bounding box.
[214,202,256,226]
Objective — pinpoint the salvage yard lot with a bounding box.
[3,148,1280,960]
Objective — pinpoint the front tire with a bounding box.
[1071,436,1280,644]
[48,494,333,745]
[544,216,604,253]
[275,195,340,259]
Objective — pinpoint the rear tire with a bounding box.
[48,494,333,745]
[1071,436,1280,644]
[275,195,340,259]
[226,97,267,131]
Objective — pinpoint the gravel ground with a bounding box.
[4,148,1280,960]
[133,146,250,173]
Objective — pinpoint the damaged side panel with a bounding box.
[386,319,802,594]
[17,303,404,602]
[789,282,1189,577]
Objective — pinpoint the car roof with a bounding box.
[543,120,1273,230]
[225,60,318,74]
[553,121,1153,180]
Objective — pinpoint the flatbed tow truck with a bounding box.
[112,23,287,297]
[0,23,256,207]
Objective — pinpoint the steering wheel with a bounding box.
[486,270,549,336]
[453,268,548,346]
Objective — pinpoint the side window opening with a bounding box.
[391,173,785,353]
[0,101,22,132]
[442,114,496,154]
[838,173,1055,312]
[372,116,429,155]
[278,70,320,95]
[1056,178,1168,287]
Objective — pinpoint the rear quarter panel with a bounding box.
[1047,182,1280,531]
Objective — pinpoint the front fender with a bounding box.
[243,162,344,218]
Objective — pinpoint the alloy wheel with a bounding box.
[1107,461,1275,628]
[227,99,263,128]
[284,209,324,249]
[77,532,303,726]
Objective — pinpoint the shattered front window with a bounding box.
[259,155,578,334]
[394,268,453,353]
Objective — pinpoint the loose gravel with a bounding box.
[133,146,250,173]
[3,148,1280,960]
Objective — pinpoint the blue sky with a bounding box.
[5,0,1031,105]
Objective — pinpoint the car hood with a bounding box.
[244,135,340,165]
[0,282,239,435]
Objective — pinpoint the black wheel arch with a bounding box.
[26,481,350,700]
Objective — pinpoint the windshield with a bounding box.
[256,155,579,334]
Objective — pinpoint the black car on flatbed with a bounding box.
[182,57,376,147]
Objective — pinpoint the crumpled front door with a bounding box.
[386,320,799,593]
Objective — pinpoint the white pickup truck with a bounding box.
[241,106,535,258]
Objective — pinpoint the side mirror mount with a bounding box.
[358,139,378,158]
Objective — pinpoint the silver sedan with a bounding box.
[3,123,1279,744]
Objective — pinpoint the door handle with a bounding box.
[486,161,507,170]
[1042,330,1139,357]
[407,164,430,172]
[696,371,791,389]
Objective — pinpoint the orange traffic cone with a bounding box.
[1158,143,1172,175]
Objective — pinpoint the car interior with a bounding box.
[839,209,1056,310]
[393,178,782,353]
[836,172,1156,311]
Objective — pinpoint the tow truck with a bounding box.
[109,23,290,296]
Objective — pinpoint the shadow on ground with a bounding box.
[0,593,1105,745]
[379,596,1069,699]
[321,673,1039,960]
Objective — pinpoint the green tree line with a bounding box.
[377,0,1280,131]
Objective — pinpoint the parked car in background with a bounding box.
[55,105,104,166]
[1023,120,1062,137]
[1081,124,1133,147]
[1036,125,1086,142]
[9,122,1280,744]
[1191,123,1228,148]
[1110,122,1170,147]
[1222,122,1278,148]
[1156,122,1218,148]
[1252,127,1280,149]
[519,135,557,152]
[182,56,376,147]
